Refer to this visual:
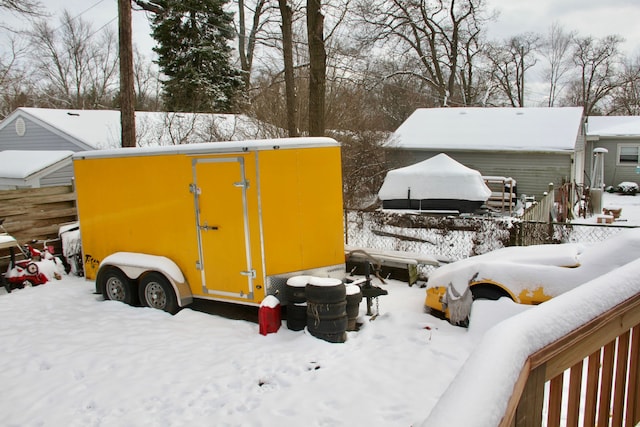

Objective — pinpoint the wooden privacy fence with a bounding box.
[0,185,77,244]
[522,183,555,223]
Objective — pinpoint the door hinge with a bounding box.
[196,260,203,270]
[189,183,201,195]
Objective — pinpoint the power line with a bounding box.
[52,0,107,33]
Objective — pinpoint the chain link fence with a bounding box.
[514,221,637,245]
[345,209,638,279]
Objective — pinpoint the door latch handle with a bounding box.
[199,222,219,231]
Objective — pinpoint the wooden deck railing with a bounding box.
[501,293,640,427]
[421,259,640,427]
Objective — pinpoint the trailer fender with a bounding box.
[98,252,193,307]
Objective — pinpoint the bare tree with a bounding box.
[236,0,277,88]
[540,22,574,107]
[29,11,119,109]
[354,0,490,107]
[337,130,389,209]
[608,55,640,115]
[485,33,540,107]
[0,0,42,14]
[133,49,162,111]
[0,36,30,117]
[564,35,623,116]
[278,0,299,136]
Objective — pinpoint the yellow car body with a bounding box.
[424,228,640,324]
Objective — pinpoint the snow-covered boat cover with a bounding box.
[378,153,492,202]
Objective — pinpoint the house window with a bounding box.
[618,144,640,165]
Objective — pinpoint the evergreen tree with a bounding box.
[150,0,243,112]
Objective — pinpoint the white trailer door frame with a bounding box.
[191,156,255,300]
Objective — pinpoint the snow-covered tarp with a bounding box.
[378,153,491,212]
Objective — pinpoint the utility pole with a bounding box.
[118,0,136,147]
[307,0,325,137]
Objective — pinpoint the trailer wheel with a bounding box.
[99,266,137,305]
[139,272,179,314]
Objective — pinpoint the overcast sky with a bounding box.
[31,0,640,58]
[487,0,640,56]
[2,0,637,108]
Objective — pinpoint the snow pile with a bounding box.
[378,153,492,202]
[422,257,640,426]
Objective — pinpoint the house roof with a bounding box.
[0,150,73,181]
[390,107,584,152]
[1,108,281,149]
[586,116,640,137]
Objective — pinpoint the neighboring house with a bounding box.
[0,150,73,190]
[385,107,586,199]
[585,116,640,189]
[0,107,284,188]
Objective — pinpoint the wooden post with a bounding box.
[514,364,546,426]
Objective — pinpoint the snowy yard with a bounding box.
[0,192,639,426]
[0,274,520,426]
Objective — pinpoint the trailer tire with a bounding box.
[285,283,307,304]
[286,303,307,331]
[307,315,348,335]
[305,282,346,304]
[309,331,346,344]
[139,272,179,314]
[99,266,138,306]
[307,300,347,320]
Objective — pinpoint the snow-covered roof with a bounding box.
[390,107,584,152]
[1,108,283,149]
[586,115,640,137]
[0,150,73,179]
[378,153,492,201]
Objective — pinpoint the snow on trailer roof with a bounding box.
[391,107,584,152]
[72,137,340,160]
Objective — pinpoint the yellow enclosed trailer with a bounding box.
[73,137,345,313]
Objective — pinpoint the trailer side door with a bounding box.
[192,156,256,301]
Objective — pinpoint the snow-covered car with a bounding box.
[425,227,640,326]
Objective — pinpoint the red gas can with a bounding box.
[259,295,281,335]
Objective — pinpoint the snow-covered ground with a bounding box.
[0,192,639,426]
[0,275,509,426]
